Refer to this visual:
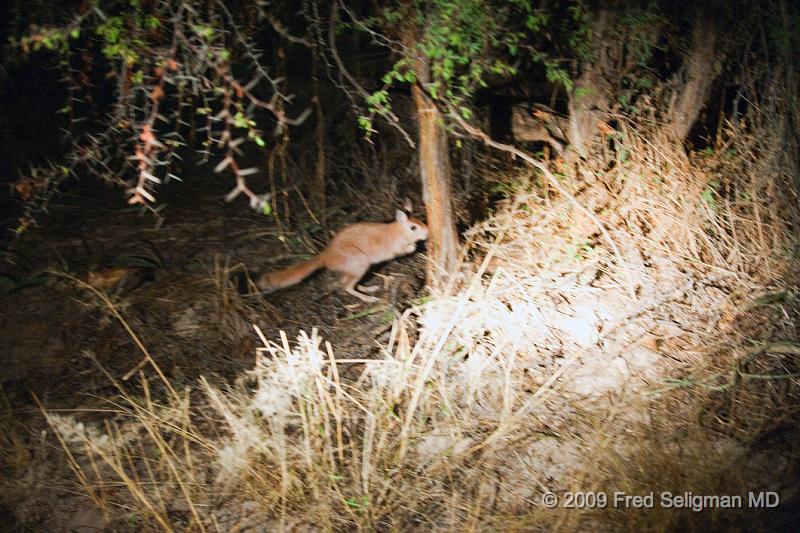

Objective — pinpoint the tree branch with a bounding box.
[447,108,638,301]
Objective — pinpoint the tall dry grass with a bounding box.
[25,57,800,531]
[37,124,800,530]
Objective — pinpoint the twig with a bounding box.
[447,110,639,301]
[327,1,415,148]
[49,270,180,402]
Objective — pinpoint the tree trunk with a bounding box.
[663,10,720,144]
[410,58,459,286]
[567,7,617,158]
[311,52,326,223]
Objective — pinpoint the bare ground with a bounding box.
[0,171,427,531]
[1,147,799,531]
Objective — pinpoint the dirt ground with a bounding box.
[3,156,799,531]
[2,173,429,398]
[0,171,428,529]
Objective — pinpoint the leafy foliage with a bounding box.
[359,0,573,133]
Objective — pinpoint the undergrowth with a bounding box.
[16,116,799,531]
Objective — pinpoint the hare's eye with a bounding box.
[410,225,418,231]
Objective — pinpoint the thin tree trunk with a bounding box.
[311,51,326,223]
[567,7,617,158]
[664,10,719,144]
[410,57,459,285]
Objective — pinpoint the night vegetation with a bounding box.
[1,0,799,530]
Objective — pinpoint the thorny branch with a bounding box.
[11,0,313,231]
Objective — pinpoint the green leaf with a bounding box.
[701,187,717,211]
[342,305,387,321]
[357,116,374,135]
[366,90,389,107]
[753,291,788,306]
[192,24,215,40]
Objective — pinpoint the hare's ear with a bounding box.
[402,196,413,213]
[395,209,409,223]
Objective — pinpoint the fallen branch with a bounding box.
[447,110,638,301]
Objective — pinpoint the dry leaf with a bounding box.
[150,85,165,102]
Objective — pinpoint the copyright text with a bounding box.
[539,491,780,511]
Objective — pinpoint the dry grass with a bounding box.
[25,119,800,531]
[4,68,799,531]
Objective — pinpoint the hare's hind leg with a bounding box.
[357,284,381,293]
[342,276,379,303]
[340,271,379,303]
[329,250,378,303]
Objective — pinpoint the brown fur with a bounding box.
[256,210,428,302]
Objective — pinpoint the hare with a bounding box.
[255,209,428,302]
